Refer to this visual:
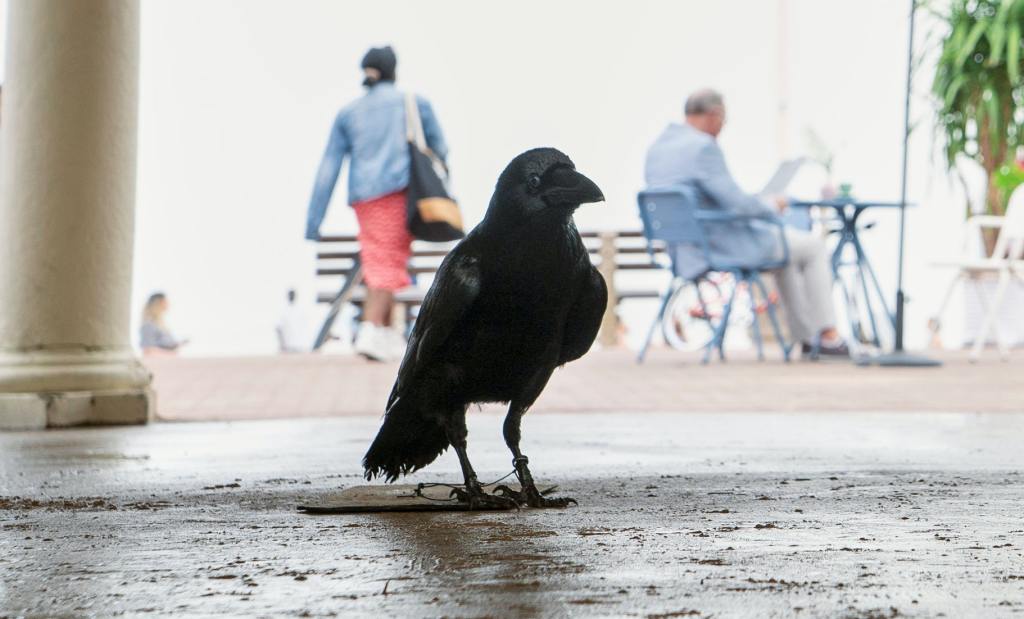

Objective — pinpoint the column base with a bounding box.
[0,348,154,430]
[0,388,153,430]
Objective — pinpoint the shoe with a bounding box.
[801,340,850,360]
[382,327,409,360]
[354,322,391,362]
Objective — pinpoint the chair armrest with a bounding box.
[693,211,781,224]
[966,215,1004,229]
[692,212,790,266]
[963,215,1004,254]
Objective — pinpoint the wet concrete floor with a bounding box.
[1,412,1023,618]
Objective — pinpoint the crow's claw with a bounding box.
[526,494,578,509]
[492,484,570,507]
[450,486,519,511]
[510,482,577,509]
[493,484,526,504]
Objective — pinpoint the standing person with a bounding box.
[305,45,449,362]
[139,292,186,356]
[644,89,848,358]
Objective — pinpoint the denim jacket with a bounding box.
[305,82,448,240]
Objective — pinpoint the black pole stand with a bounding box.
[865,0,941,367]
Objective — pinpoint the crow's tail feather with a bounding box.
[362,397,450,483]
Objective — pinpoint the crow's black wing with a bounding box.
[559,265,608,364]
[386,250,481,409]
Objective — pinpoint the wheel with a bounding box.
[835,274,876,347]
[661,279,724,351]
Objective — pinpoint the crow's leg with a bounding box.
[495,403,577,509]
[443,413,518,510]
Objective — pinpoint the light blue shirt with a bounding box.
[305,82,448,240]
[644,123,781,279]
[140,321,180,351]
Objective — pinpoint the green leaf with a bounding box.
[998,0,1013,19]
[989,21,1006,65]
[948,17,968,60]
[1008,22,1021,84]
[944,74,967,107]
[1006,0,1024,23]
[956,19,989,69]
[993,161,1024,195]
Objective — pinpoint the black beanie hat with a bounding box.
[361,46,396,86]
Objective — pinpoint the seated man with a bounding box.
[644,88,848,357]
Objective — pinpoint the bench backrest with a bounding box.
[315,235,456,278]
[314,230,668,306]
[317,232,665,279]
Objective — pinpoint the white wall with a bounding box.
[129,0,966,355]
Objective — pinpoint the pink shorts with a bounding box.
[353,191,414,291]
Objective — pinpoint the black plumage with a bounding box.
[363,148,607,508]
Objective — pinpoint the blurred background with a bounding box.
[0,0,1005,355]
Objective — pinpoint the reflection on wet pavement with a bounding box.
[2,412,1023,617]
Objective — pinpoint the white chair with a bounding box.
[954,153,988,217]
[930,185,1024,361]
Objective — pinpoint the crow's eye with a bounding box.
[527,174,542,192]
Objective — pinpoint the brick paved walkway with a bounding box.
[145,349,1024,421]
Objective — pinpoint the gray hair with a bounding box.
[684,89,724,116]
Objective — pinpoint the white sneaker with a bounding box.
[354,322,390,362]
[382,327,408,360]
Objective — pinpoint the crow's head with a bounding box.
[488,148,604,221]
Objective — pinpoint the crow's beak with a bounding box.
[546,168,605,207]
[570,169,605,205]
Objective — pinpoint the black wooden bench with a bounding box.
[581,231,668,345]
[313,231,669,349]
[312,234,458,349]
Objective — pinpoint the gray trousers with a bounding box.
[775,229,837,343]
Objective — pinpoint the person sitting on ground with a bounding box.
[304,45,449,362]
[139,292,186,356]
[643,88,848,358]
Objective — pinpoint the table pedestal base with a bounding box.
[855,351,942,367]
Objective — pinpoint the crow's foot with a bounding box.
[494,484,577,509]
[528,494,578,508]
[449,485,519,511]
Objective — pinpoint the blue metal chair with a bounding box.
[636,186,792,364]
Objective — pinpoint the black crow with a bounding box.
[363,148,607,509]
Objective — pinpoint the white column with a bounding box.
[0,0,152,429]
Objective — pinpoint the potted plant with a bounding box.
[931,0,1024,234]
[930,0,1024,349]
